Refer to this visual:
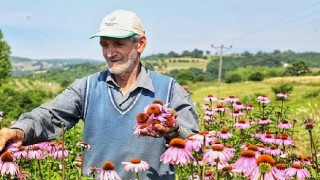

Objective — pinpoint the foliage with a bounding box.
[0,30,12,85]
[225,73,242,83]
[271,84,294,95]
[285,61,311,76]
[30,63,106,88]
[248,72,264,81]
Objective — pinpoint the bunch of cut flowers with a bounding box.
[134,100,177,137]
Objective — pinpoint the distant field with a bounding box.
[189,76,320,152]
[145,57,211,73]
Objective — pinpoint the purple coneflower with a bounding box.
[87,167,100,177]
[160,138,194,166]
[232,150,257,173]
[258,117,272,125]
[234,119,251,129]
[53,147,70,159]
[257,95,270,104]
[11,145,28,160]
[185,134,203,152]
[99,161,121,180]
[216,129,232,139]
[265,145,283,156]
[203,143,233,164]
[260,132,275,144]
[244,154,285,180]
[0,151,20,177]
[200,104,210,110]
[233,101,245,110]
[225,95,239,103]
[28,144,44,160]
[275,133,293,146]
[245,103,254,111]
[229,109,243,117]
[277,93,288,99]
[205,94,217,102]
[277,120,292,129]
[122,158,149,173]
[217,98,227,104]
[77,141,92,151]
[213,104,229,112]
[284,161,311,180]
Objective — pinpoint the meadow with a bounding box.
[0,75,319,179]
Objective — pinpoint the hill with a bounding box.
[10,56,104,76]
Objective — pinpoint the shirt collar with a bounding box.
[106,65,154,92]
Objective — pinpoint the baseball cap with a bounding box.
[90,9,145,39]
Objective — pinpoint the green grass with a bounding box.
[189,76,320,153]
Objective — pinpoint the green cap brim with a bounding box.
[90,32,136,39]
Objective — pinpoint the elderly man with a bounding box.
[0,9,199,179]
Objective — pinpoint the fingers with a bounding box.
[0,128,24,152]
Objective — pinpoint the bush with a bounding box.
[271,83,293,95]
[225,73,242,83]
[248,72,264,81]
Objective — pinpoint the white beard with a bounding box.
[109,48,138,76]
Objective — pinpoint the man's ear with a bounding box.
[137,36,147,53]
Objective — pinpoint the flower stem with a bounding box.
[37,159,43,180]
[61,122,66,180]
[136,172,140,180]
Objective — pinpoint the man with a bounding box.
[0,9,199,179]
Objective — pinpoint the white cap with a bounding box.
[91,9,145,39]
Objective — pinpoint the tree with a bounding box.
[285,61,310,76]
[0,30,12,85]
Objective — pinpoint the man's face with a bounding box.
[100,37,139,75]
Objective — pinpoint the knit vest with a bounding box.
[82,70,175,180]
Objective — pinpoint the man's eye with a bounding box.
[100,43,107,47]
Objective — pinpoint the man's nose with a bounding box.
[106,47,116,58]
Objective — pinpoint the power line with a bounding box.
[226,1,320,44]
[211,44,232,98]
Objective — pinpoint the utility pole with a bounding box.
[211,44,232,98]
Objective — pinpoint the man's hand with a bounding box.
[0,128,25,151]
[140,124,179,139]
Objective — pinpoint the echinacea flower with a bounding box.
[160,138,194,166]
[265,146,283,156]
[122,158,149,173]
[234,119,251,129]
[277,120,292,129]
[27,144,44,160]
[233,101,245,110]
[203,144,233,164]
[277,93,288,99]
[0,151,20,176]
[53,147,71,159]
[232,150,257,173]
[216,129,233,139]
[185,134,203,152]
[205,94,217,102]
[275,133,293,146]
[225,95,239,103]
[77,141,92,151]
[99,161,121,180]
[244,154,285,180]
[258,117,272,125]
[257,96,270,104]
[11,145,28,160]
[260,132,275,144]
[284,161,311,180]
[87,167,100,176]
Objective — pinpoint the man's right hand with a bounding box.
[0,128,25,152]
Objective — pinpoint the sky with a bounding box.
[1,0,320,61]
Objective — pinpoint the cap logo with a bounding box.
[105,16,117,26]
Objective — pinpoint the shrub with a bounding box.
[271,83,293,95]
[248,72,264,81]
[225,73,242,83]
